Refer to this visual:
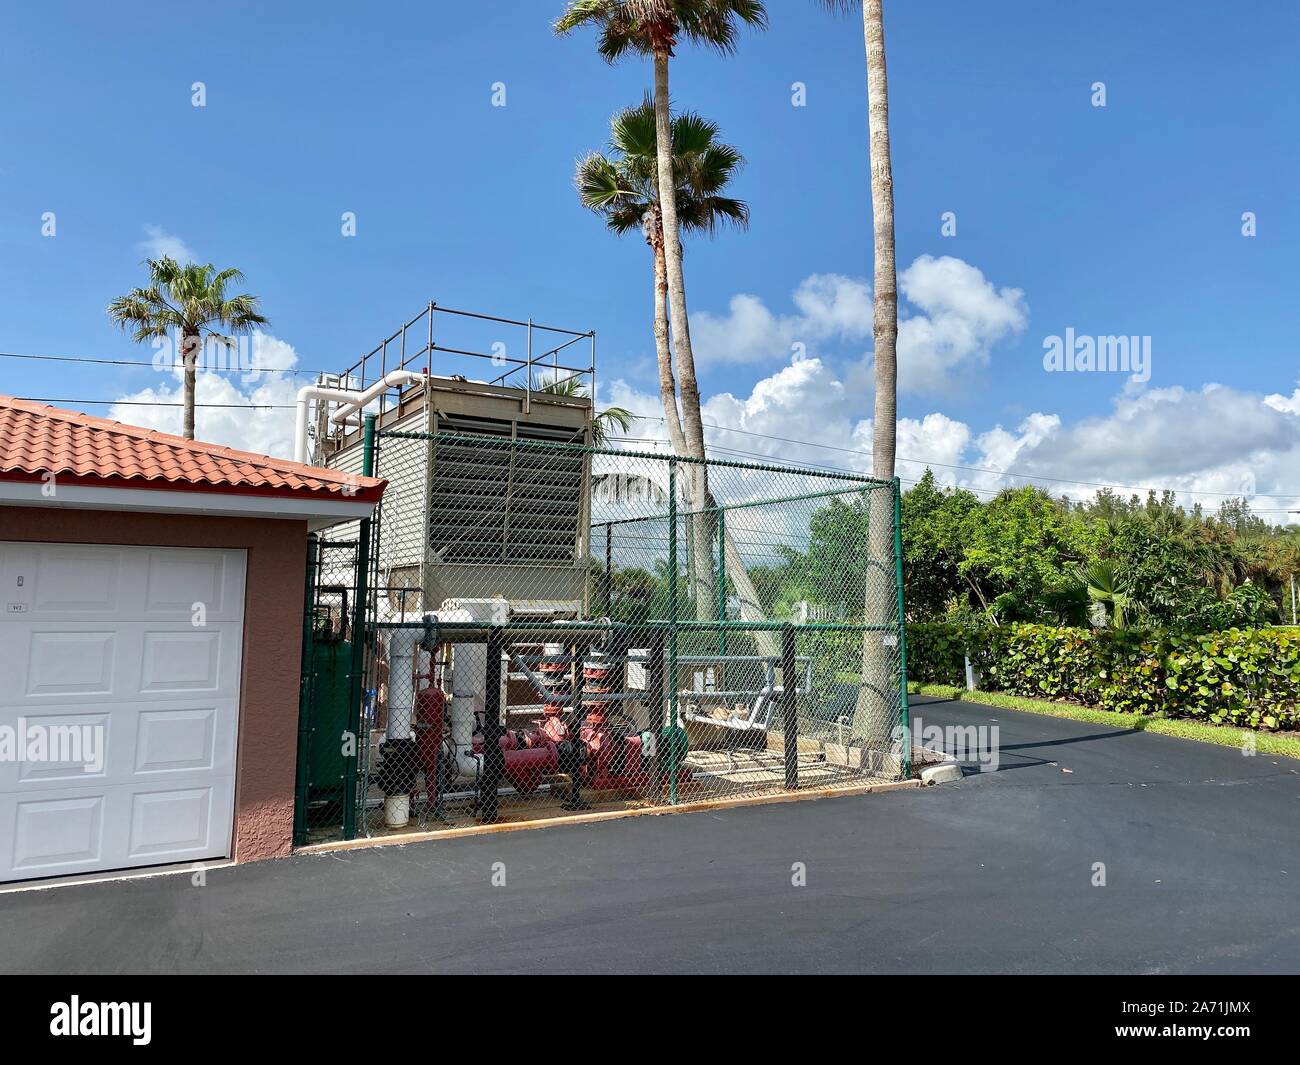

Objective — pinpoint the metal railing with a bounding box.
[318,302,597,453]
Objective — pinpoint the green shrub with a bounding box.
[904,622,1299,732]
[904,622,969,686]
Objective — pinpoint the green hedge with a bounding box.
[904,622,1300,731]
[905,622,968,687]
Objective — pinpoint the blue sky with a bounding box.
[1,1,1298,513]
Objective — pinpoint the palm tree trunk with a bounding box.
[649,226,776,656]
[651,49,707,465]
[650,224,688,458]
[181,332,199,440]
[649,48,719,623]
[851,0,902,764]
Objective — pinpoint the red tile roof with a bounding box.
[0,396,385,503]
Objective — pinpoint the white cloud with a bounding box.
[687,257,1027,395]
[1264,386,1300,415]
[999,384,1300,514]
[607,360,1300,522]
[109,333,301,458]
[137,225,197,262]
[897,255,1028,392]
[691,273,873,364]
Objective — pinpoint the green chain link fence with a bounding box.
[296,421,910,842]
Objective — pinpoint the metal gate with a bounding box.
[293,534,366,844]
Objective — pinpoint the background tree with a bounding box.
[959,487,1093,623]
[107,257,268,441]
[899,470,982,619]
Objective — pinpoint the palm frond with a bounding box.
[108,261,269,342]
[592,404,635,443]
[680,0,768,55]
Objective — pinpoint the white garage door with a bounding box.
[0,543,246,883]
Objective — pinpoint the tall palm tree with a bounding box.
[556,1,766,471]
[556,5,768,626]
[576,98,764,629]
[818,0,899,755]
[575,99,747,462]
[107,257,268,441]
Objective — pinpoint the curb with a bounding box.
[297,777,922,857]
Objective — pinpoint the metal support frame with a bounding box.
[667,458,679,804]
[292,534,320,845]
[342,415,376,840]
[781,624,799,791]
[893,478,912,777]
[480,628,506,823]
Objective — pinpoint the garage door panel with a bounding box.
[33,548,123,613]
[135,706,222,774]
[0,698,237,787]
[13,711,112,785]
[4,622,242,704]
[140,629,226,693]
[9,793,106,874]
[144,549,244,622]
[0,543,245,883]
[126,782,227,859]
[0,545,246,623]
[24,630,117,697]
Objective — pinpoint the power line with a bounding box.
[2,346,1290,501]
[0,350,325,376]
[617,434,1299,515]
[8,393,1296,513]
[618,413,1279,501]
[15,397,295,409]
[8,348,1290,501]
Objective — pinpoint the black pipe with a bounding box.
[782,624,799,791]
[562,641,591,811]
[479,629,506,823]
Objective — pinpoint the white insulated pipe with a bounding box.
[294,385,350,465]
[292,370,426,465]
[328,370,426,425]
[386,628,419,741]
[382,626,421,828]
[439,598,510,783]
[448,640,487,782]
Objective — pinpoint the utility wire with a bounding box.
[3,346,1292,500]
[0,350,328,375]
[8,393,1296,512]
[15,397,296,409]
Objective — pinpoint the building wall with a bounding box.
[0,505,308,863]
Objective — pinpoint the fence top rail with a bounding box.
[371,618,890,633]
[592,482,874,529]
[375,428,895,488]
